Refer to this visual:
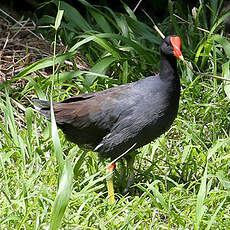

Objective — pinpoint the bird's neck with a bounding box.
[159,54,178,81]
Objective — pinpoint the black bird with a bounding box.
[34,35,183,203]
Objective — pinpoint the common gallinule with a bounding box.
[34,35,183,203]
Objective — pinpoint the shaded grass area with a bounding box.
[0,0,230,229]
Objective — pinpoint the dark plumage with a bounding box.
[34,35,183,202]
[34,36,182,159]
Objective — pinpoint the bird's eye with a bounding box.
[166,42,171,48]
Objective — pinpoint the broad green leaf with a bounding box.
[122,2,137,20]
[91,35,120,59]
[58,1,91,31]
[78,0,115,33]
[54,9,64,30]
[15,51,76,80]
[212,34,230,58]
[70,33,153,62]
[85,56,117,86]
[103,7,127,35]
[89,9,113,33]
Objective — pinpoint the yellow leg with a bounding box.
[106,163,116,204]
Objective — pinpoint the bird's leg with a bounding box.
[106,163,116,204]
[123,155,135,194]
[118,159,126,191]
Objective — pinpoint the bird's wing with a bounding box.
[53,83,135,132]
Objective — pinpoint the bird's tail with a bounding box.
[33,99,51,118]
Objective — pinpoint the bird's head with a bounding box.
[160,35,184,60]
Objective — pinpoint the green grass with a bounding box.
[1,0,230,229]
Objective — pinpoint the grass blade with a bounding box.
[49,159,73,230]
[70,33,153,62]
[209,10,230,35]
[3,88,19,146]
[50,102,64,175]
[15,51,76,80]
[206,198,226,230]
[195,164,208,229]
[222,61,230,99]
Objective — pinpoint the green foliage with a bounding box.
[49,159,73,230]
[1,0,230,229]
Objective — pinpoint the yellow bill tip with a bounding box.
[178,55,184,61]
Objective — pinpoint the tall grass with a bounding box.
[0,0,230,229]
